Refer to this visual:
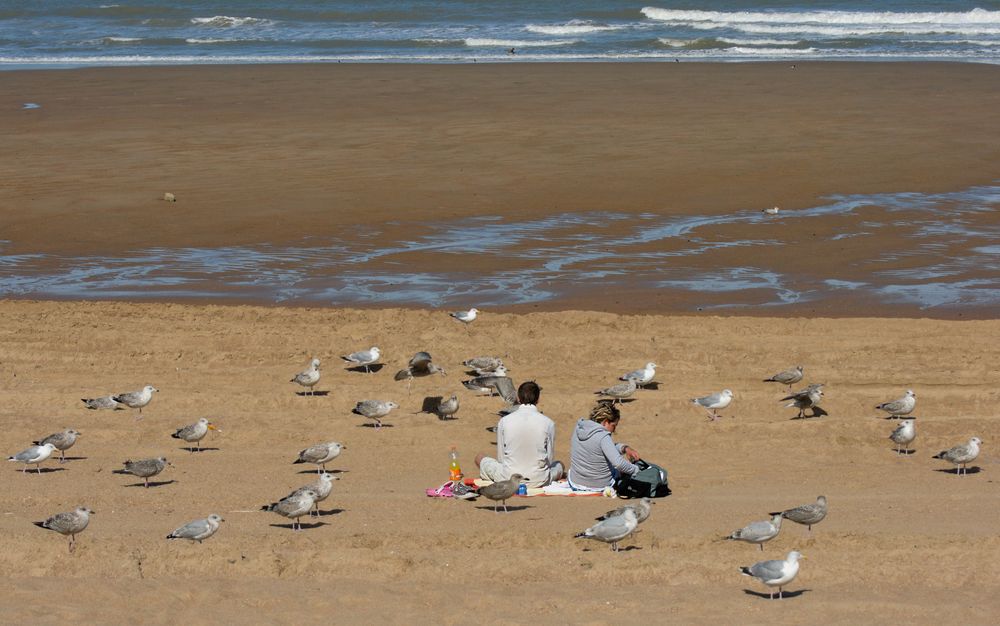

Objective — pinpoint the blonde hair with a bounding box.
[589,401,621,424]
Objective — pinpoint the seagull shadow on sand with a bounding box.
[743,589,811,600]
[357,423,394,429]
[790,407,829,420]
[124,479,176,488]
[180,447,220,453]
[935,466,981,475]
[580,544,642,552]
[345,364,385,374]
[639,382,662,391]
[296,468,348,475]
[295,390,330,397]
[475,504,532,512]
[61,456,88,462]
[15,467,67,474]
[269,521,328,530]
[316,508,345,517]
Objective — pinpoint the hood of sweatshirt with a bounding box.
[575,418,608,442]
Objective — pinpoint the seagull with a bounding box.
[889,420,916,455]
[450,308,479,327]
[620,363,657,388]
[463,356,504,375]
[762,206,780,216]
[294,441,345,473]
[34,506,94,553]
[462,369,513,398]
[876,389,916,419]
[740,551,803,600]
[112,385,158,416]
[933,437,982,476]
[725,513,782,550]
[576,508,639,552]
[117,457,171,487]
[436,395,460,419]
[8,443,57,473]
[770,496,827,532]
[171,418,217,452]
[763,365,803,389]
[395,352,446,390]
[167,514,224,543]
[81,395,121,410]
[691,389,733,421]
[33,429,80,463]
[781,384,824,419]
[596,379,637,404]
[341,347,381,373]
[477,473,524,513]
[352,400,399,429]
[261,489,319,531]
[291,358,321,395]
[286,473,339,517]
[597,498,655,525]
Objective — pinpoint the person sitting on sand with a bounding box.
[476,381,564,488]
[567,401,641,492]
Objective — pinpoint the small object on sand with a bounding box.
[576,507,638,552]
[763,365,803,389]
[726,513,782,550]
[22,103,41,110]
[596,379,637,404]
[876,389,916,419]
[341,346,381,372]
[781,384,824,419]
[889,420,916,455]
[262,489,318,531]
[597,497,654,524]
[167,514,224,543]
[762,206,780,215]
[477,473,524,513]
[287,473,339,517]
[117,456,170,487]
[770,496,827,532]
[352,400,399,429]
[740,551,803,600]
[294,441,345,473]
[171,418,217,451]
[33,429,80,463]
[620,362,657,388]
[112,385,158,416]
[8,443,57,473]
[691,389,733,421]
[291,358,321,395]
[933,437,982,476]
[163,192,176,202]
[34,506,94,552]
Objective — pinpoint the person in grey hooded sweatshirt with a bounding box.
[568,401,642,491]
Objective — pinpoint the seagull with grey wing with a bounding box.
[596,379,637,404]
[725,513,783,550]
[933,437,982,476]
[352,400,399,429]
[294,441,345,473]
[620,363,657,388]
[740,551,803,600]
[395,352,446,391]
[8,443,57,473]
[286,473,339,517]
[764,365,804,390]
[597,498,654,525]
[691,389,733,421]
[171,418,218,452]
[463,356,504,375]
[876,389,916,419]
[889,420,916,455]
[436,395,460,419]
[770,496,827,532]
[462,367,511,396]
[167,514,224,543]
[116,456,171,487]
[262,489,319,531]
[113,385,158,417]
[781,383,824,419]
[81,395,121,410]
[576,508,639,552]
[291,358,321,395]
[341,346,381,373]
[450,308,479,333]
[476,473,524,513]
[34,506,94,553]
[33,429,80,463]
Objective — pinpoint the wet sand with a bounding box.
[0,300,998,623]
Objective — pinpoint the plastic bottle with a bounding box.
[449,446,463,481]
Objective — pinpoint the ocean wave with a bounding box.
[190,16,273,28]
[657,37,804,50]
[717,37,803,46]
[525,21,622,35]
[684,21,1000,37]
[641,7,1000,26]
[101,37,143,44]
[464,38,579,47]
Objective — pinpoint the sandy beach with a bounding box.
[0,300,998,623]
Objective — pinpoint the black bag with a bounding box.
[615,460,670,498]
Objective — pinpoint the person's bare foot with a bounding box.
[475,452,485,467]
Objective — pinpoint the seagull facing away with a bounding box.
[171,418,217,452]
[294,441,345,473]
[763,365,803,389]
[167,514,224,543]
[597,498,655,525]
[781,384,824,419]
[596,379,637,404]
[33,429,81,463]
[34,506,94,553]
[117,457,171,487]
[113,385,158,416]
[341,347,381,373]
[476,473,524,513]
[889,420,916,455]
[576,508,639,552]
[691,389,733,421]
[740,551,803,600]
[725,513,783,550]
[770,496,827,532]
[876,389,916,419]
[81,395,121,410]
[262,489,319,531]
[287,473,339,517]
[8,443,57,473]
[291,358,321,395]
[620,363,657,388]
[352,400,399,429]
[933,437,982,476]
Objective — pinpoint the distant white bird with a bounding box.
[725,513,782,550]
[33,429,80,463]
[262,490,319,531]
[876,389,916,419]
[762,206,780,216]
[691,389,733,421]
[763,365,803,389]
[8,443,57,473]
[294,441,345,473]
[167,514,224,543]
[620,362,657,388]
[352,400,399,429]
[291,358,321,395]
[933,437,982,476]
[34,506,94,553]
[450,308,479,330]
[740,551,803,600]
[81,395,121,410]
[341,347,381,373]
[575,508,639,552]
[889,420,916,455]
[112,385,158,416]
[171,418,217,452]
[596,379,637,404]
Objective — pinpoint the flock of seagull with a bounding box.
[5,307,987,599]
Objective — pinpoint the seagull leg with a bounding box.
[503,500,509,513]
[22,465,27,474]
[60,450,66,463]
[69,535,75,553]
[145,476,149,487]
[36,464,42,474]
[758,543,763,551]
[779,588,783,600]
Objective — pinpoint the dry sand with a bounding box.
[1,300,998,623]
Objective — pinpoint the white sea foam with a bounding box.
[103,37,143,43]
[685,21,1000,37]
[718,37,803,46]
[464,38,578,47]
[525,21,622,35]
[185,38,233,44]
[726,46,817,55]
[641,7,1000,26]
[191,16,272,28]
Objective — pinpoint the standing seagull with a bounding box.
[436,395,460,419]
[352,400,399,429]
[291,358,321,395]
[477,474,524,513]
[691,389,733,421]
[933,437,982,476]
[725,514,783,550]
[876,389,916,419]
[763,365,803,389]
[262,489,319,531]
[596,379,637,404]
[294,441,345,473]
[8,443,57,473]
[171,418,217,452]
[33,429,81,463]
[781,384,824,419]
[889,420,916,455]
[395,352,446,390]
[116,457,171,488]
[770,496,827,532]
[81,395,121,410]
[113,385,158,417]
[341,347,381,373]
[450,308,479,329]
[167,514,224,543]
[576,508,639,552]
[620,363,657,388]
[287,473,339,517]
[34,506,94,553]
[740,551,803,600]
[597,498,655,525]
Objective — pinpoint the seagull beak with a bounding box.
[208,424,217,430]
